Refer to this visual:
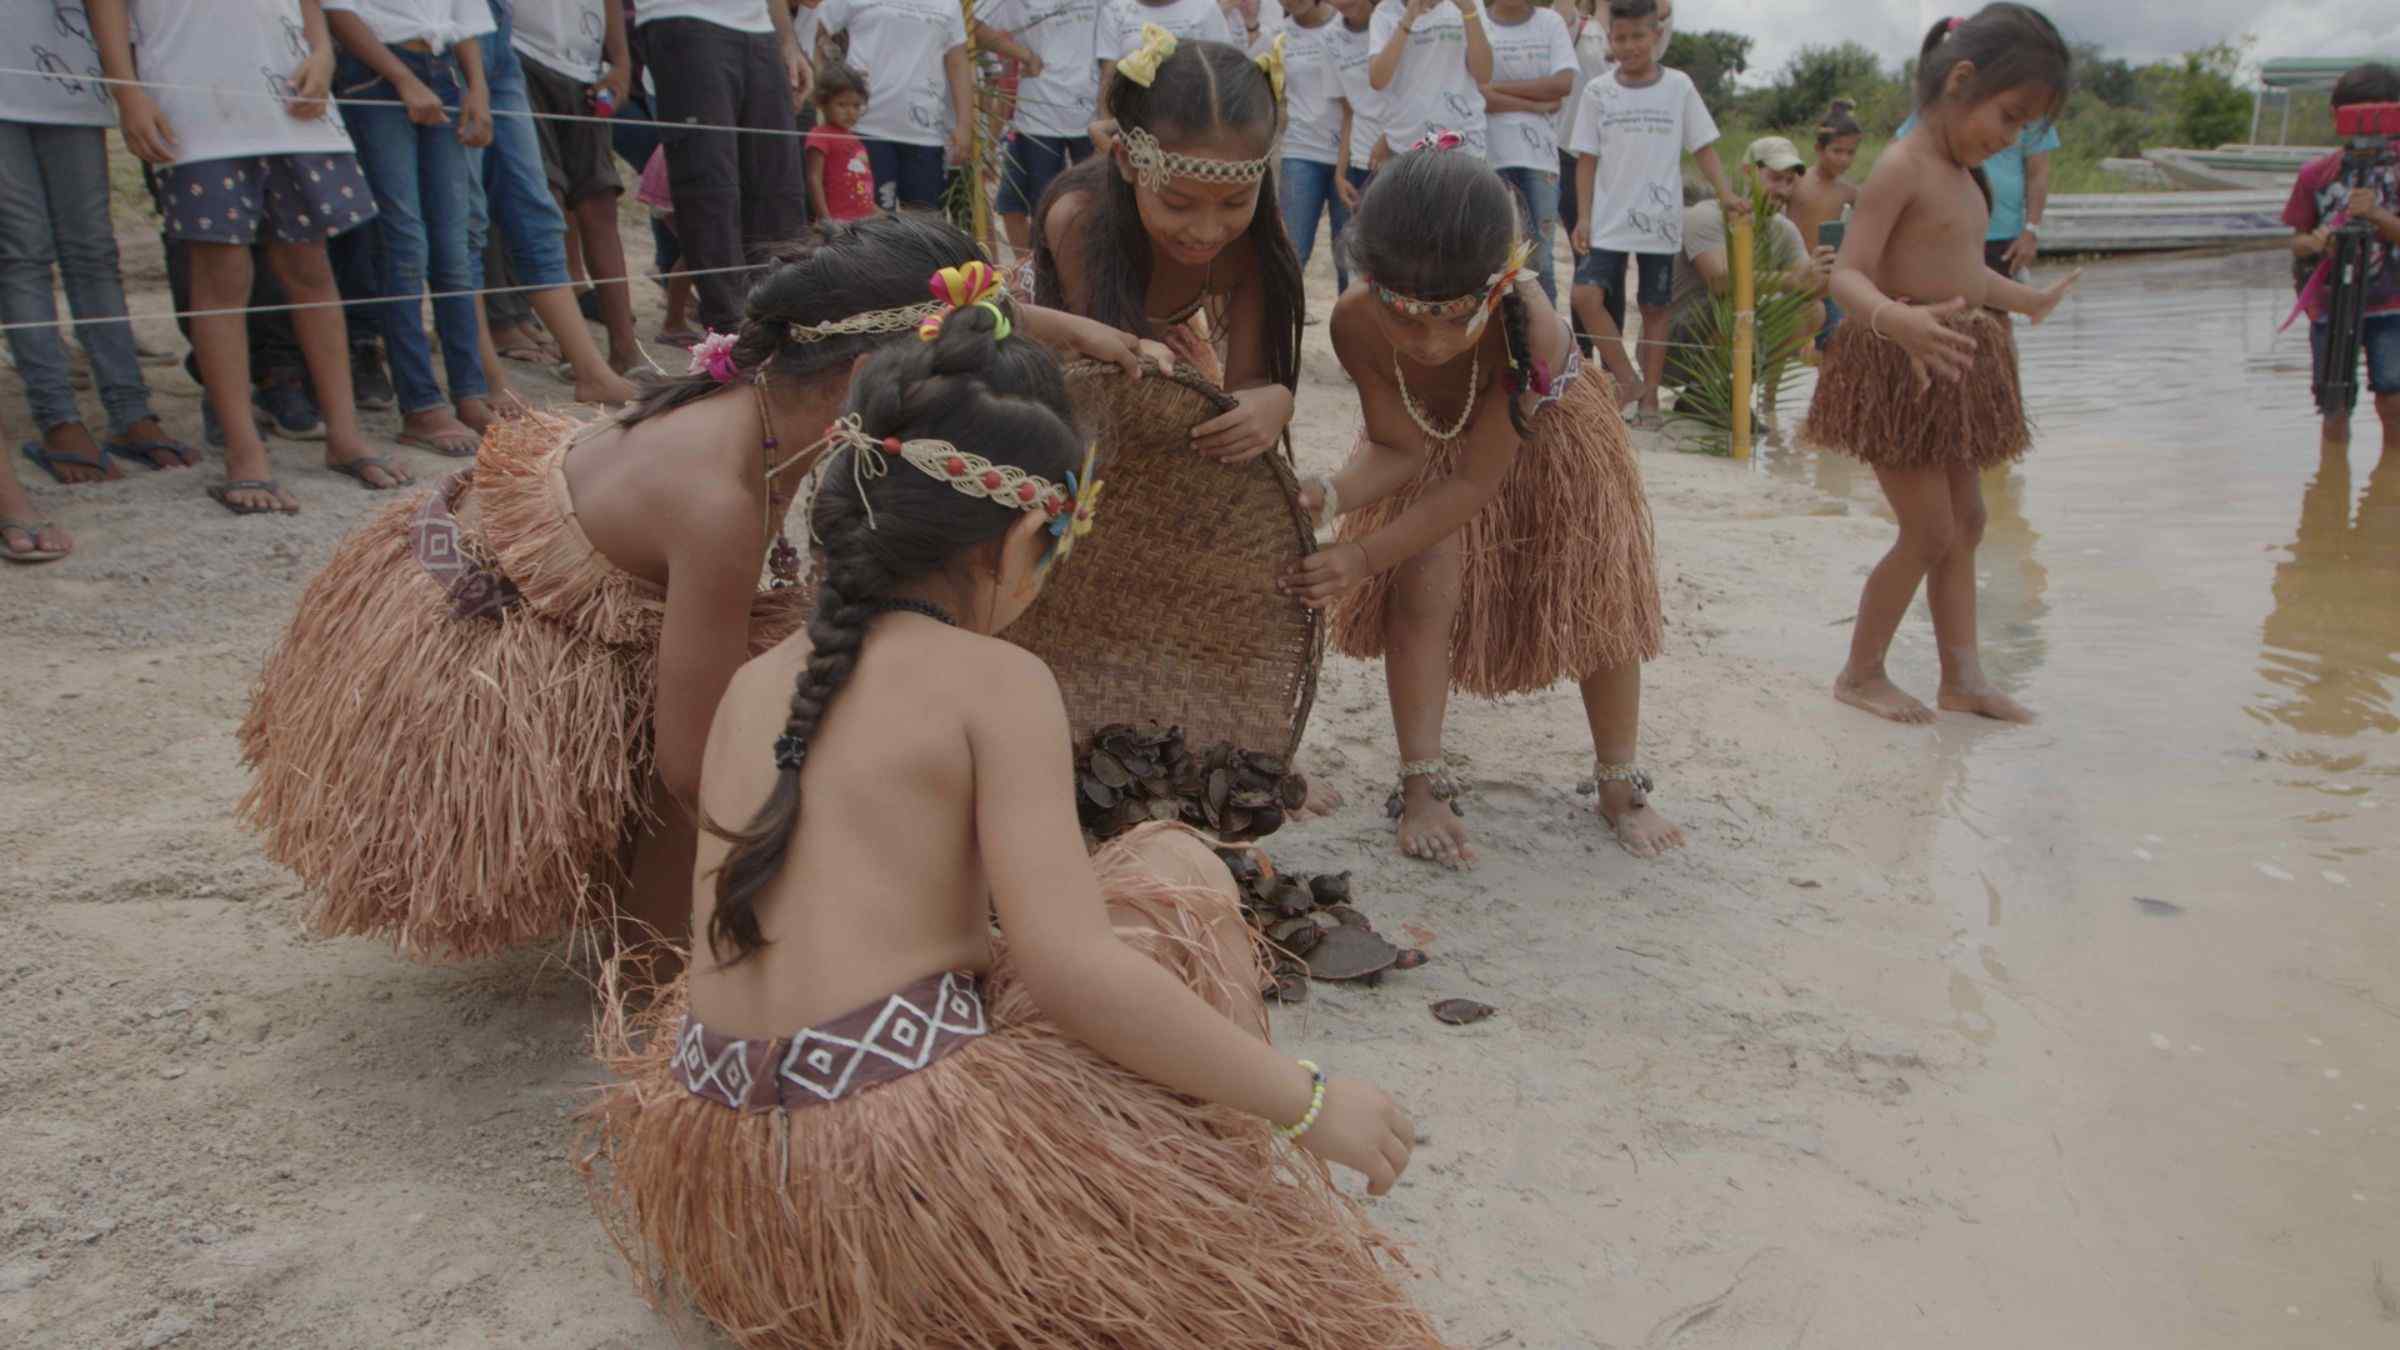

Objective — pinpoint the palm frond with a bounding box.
[1665,181,1821,457]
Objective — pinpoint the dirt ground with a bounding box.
[4,180,2394,1348]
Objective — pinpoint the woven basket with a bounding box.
[1006,362,1323,760]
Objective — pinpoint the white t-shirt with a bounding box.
[791,0,822,56]
[1365,1,1484,159]
[1094,0,1236,66]
[819,0,968,147]
[321,0,495,48]
[629,0,775,33]
[1567,65,1715,253]
[0,4,116,127]
[512,0,609,82]
[1327,18,1378,172]
[978,0,1100,140]
[1482,6,1573,172]
[1276,16,1343,166]
[134,0,356,165]
[1551,9,1606,151]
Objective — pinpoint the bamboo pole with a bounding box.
[963,0,993,253]
[1729,211,1756,462]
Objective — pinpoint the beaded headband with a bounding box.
[1118,125,1270,195]
[1368,238,1536,331]
[819,416,1104,565]
[787,299,950,343]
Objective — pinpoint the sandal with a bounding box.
[107,434,202,471]
[1,518,68,563]
[397,429,482,458]
[19,440,115,484]
[207,478,297,515]
[326,455,412,490]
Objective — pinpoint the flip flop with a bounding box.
[397,430,481,458]
[326,455,411,490]
[19,440,115,484]
[496,341,560,364]
[107,434,202,471]
[207,478,297,515]
[1,518,68,563]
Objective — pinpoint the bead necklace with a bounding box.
[1394,348,1479,444]
[871,599,959,626]
[752,378,803,588]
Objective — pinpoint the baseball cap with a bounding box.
[1745,136,1805,171]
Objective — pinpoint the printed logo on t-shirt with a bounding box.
[34,2,110,108]
[1625,180,1680,248]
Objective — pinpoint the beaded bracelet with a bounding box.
[1278,1060,1327,1140]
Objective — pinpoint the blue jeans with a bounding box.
[1280,157,1351,292]
[471,13,571,294]
[0,120,154,434]
[339,49,485,415]
[1495,165,1560,304]
[997,132,1090,217]
[862,139,948,211]
[2312,311,2400,413]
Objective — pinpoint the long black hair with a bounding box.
[618,215,984,428]
[1914,7,2070,212]
[1029,38,1303,390]
[703,303,1085,968]
[1346,147,1539,436]
[1817,97,1862,149]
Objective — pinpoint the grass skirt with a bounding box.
[580,824,1447,1350]
[237,416,808,962]
[1800,308,2029,470]
[1329,369,1663,698]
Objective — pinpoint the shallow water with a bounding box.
[1768,249,2399,1339]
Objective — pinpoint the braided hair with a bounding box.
[1029,38,1303,391]
[703,302,1086,968]
[1346,147,1540,436]
[618,215,985,428]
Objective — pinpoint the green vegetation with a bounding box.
[1663,179,1823,457]
[1671,28,2270,201]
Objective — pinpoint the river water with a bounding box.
[1768,248,2399,1343]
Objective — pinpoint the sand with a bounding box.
[4,206,2393,1347]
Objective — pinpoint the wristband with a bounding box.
[1278,1060,1327,1139]
[1313,475,1340,531]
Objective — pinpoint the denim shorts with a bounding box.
[1574,247,1675,309]
[997,132,1090,216]
[863,139,948,211]
[2311,311,2400,409]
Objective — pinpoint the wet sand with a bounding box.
[3,217,2396,1346]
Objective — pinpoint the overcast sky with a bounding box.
[1712,1,2400,87]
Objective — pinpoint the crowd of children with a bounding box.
[33,2,2375,1343]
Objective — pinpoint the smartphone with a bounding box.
[1817,219,1847,252]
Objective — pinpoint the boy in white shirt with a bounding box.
[1566,0,1732,425]
[1479,0,1575,302]
[975,0,1100,247]
[814,0,972,212]
[95,0,408,513]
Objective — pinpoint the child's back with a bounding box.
[689,613,1037,1033]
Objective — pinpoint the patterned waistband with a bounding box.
[409,470,524,621]
[673,970,990,1112]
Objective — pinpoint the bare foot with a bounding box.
[1292,775,1345,820]
[33,422,121,484]
[574,368,639,406]
[1597,783,1685,859]
[1,519,72,561]
[1394,778,1476,870]
[1938,685,2036,723]
[1834,671,1935,725]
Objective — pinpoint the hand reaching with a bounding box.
[1190,385,1290,464]
[286,48,334,120]
[1278,540,1373,609]
[2024,267,2080,326]
[1294,1077,1416,1196]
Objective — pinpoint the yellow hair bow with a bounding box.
[1118,24,1178,87]
[1253,31,1286,104]
[918,262,1012,342]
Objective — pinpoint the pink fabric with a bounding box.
[636,147,673,213]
